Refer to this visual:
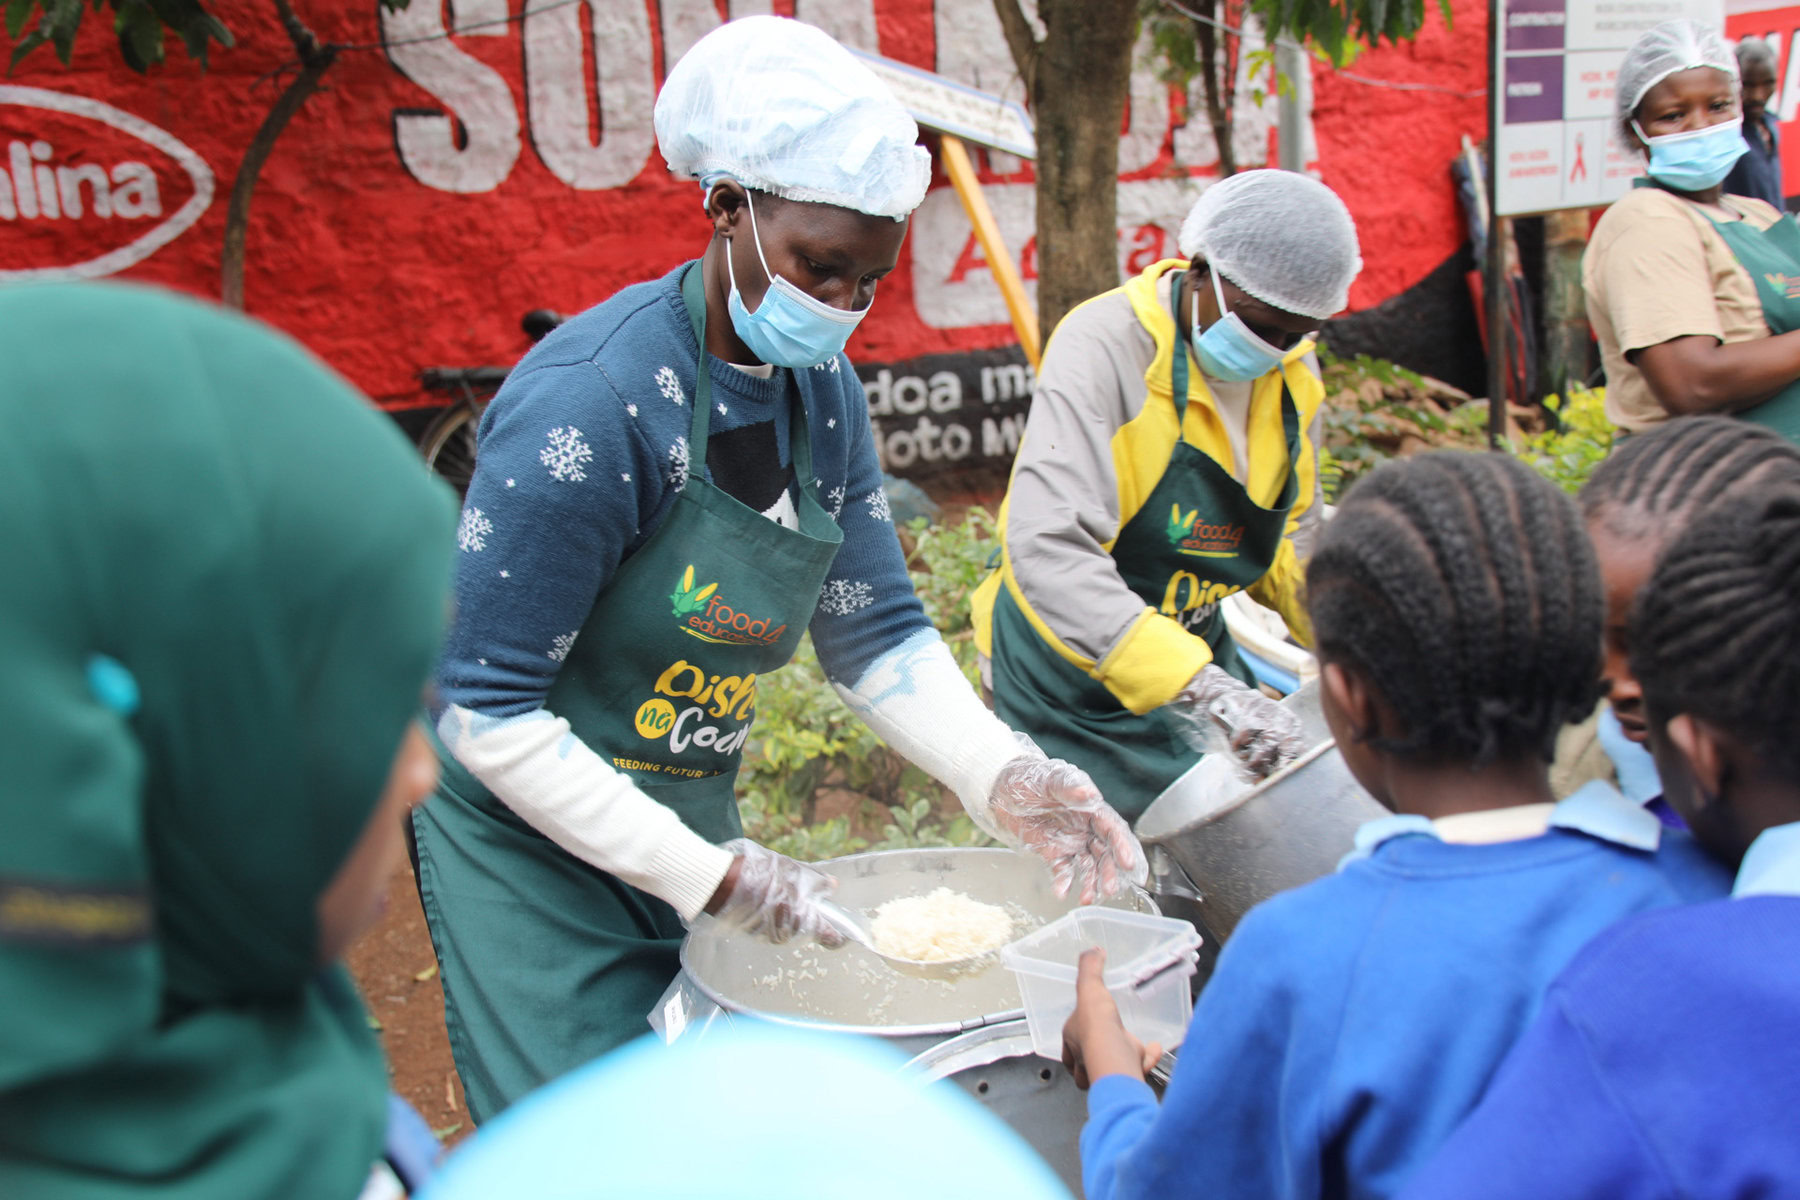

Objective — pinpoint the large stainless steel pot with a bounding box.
[682,846,1155,1035]
[677,847,1156,1195]
[1138,681,1386,952]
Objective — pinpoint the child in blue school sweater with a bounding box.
[1062,452,1734,1200]
[1576,416,1800,812]
[1400,480,1800,1200]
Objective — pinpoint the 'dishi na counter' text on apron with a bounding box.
[413,262,842,1120]
[984,268,1304,821]
[1660,180,1800,441]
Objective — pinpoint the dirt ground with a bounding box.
[344,864,472,1146]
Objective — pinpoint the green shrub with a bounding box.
[1314,349,1489,500]
[1510,386,1612,494]
[735,510,1001,860]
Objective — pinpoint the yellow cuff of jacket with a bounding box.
[1094,608,1214,715]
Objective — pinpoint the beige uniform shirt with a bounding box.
[1584,186,1782,431]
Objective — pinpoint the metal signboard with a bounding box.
[850,48,1037,159]
[1494,0,1725,215]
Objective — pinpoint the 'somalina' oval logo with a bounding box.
[0,85,214,282]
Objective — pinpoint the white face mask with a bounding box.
[1630,116,1748,191]
[1190,268,1291,383]
[724,191,868,369]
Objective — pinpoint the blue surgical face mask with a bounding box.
[1632,116,1748,191]
[725,191,867,369]
[1191,268,1291,383]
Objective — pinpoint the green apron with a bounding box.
[1701,207,1800,440]
[989,270,1300,820]
[414,263,843,1121]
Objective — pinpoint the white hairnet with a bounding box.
[1177,170,1362,321]
[1616,19,1737,131]
[654,16,931,220]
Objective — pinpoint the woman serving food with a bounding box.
[417,16,1141,1121]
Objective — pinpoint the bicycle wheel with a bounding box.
[420,403,479,498]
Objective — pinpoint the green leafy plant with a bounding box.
[867,796,991,853]
[1511,386,1612,495]
[735,509,1003,860]
[6,0,231,73]
[1315,348,1489,499]
[1244,0,1453,67]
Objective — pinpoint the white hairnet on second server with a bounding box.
[654,15,931,221]
[1178,170,1363,321]
[1615,19,1738,134]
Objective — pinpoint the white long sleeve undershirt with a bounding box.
[831,629,1026,838]
[436,706,734,922]
[436,630,1026,918]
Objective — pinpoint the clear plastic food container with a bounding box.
[1001,908,1202,1060]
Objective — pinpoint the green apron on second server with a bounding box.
[989,270,1300,820]
[1701,205,1800,441]
[413,263,843,1121]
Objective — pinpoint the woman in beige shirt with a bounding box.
[1585,20,1800,440]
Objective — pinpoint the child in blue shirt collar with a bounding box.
[1063,451,1732,1200]
[1399,471,1800,1200]
[1576,416,1800,816]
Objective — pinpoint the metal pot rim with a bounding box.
[677,845,1154,1037]
[1139,737,1341,842]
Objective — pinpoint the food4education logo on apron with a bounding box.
[626,562,787,773]
[1165,504,1247,558]
[667,564,789,646]
[1763,271,1800,301]
[1162,506,1247,626]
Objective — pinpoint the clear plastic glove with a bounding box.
[989,736,1146,904]
[704,840,844,946]
[1168,664,1305,780]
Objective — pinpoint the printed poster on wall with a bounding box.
[1494,0,1725,216]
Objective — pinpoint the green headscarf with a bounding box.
[0,283,456,1198]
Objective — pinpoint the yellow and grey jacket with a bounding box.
[971,259,1323,714]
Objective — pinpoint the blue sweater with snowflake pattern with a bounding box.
[435,261,927,720]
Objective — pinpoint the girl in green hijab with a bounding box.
[0,283,455,1198]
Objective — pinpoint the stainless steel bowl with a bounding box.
[1138,681,1386,945]
[680,846,1155,1038]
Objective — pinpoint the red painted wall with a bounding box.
[1,0,1488,417]
[1313,0,1488,311]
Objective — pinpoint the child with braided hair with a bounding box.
[1400,477,1800,1199]
[1063,451,1731,1200]
[1577,415,1800,805]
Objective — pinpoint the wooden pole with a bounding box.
[940,133,1042,369]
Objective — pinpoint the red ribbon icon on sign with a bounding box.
[1570,133,1587,184]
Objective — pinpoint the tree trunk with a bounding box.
[1009,0,1139,339]
[220,1,336,309]
[1540,208,1591,400]
[1194,3,1236,177]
